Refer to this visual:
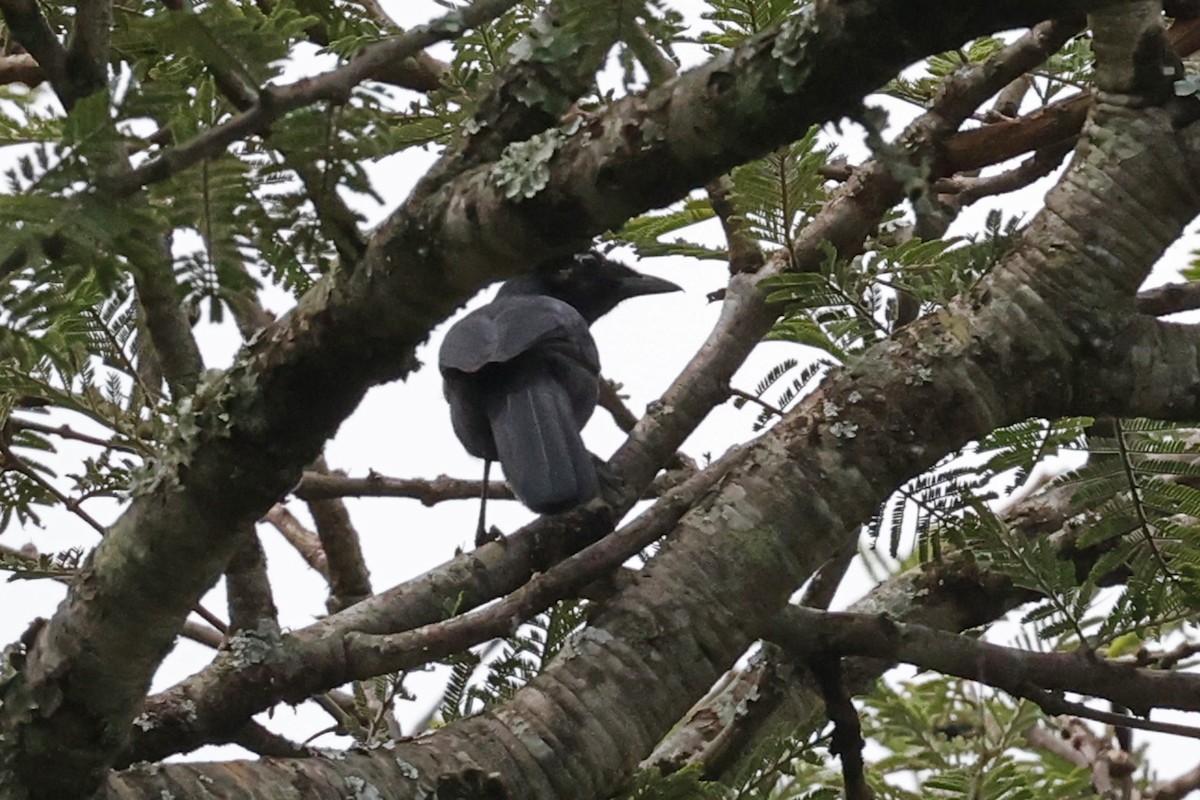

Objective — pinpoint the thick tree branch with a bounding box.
[1074,317,1200,421]
[224,529,278,635]
[1136,280,1200,316]
[408,0,639,203]
[131,246,203,397]
[64,0,111,101]
[646,476,1078,777]
[1092,1,1177,103]
[771,606,1200,727]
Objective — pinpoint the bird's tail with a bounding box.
[486,364,598,514]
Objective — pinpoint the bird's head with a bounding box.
[501,251,681,323]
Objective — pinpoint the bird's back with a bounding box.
[439,294,598,377]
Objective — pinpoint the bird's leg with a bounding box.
[475,460,502,547]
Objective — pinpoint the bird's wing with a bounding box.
[438,295,599,374]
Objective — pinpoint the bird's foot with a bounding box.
[475,525,504,548]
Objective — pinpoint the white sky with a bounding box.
[1,0,1198,781]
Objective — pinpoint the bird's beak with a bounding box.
[619,273,683,299]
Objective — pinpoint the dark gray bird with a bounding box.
[439,252,681,543]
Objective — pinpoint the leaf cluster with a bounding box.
[884,33,1093,108]
[438,599,587,723]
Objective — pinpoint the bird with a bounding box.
[439,251,682,544]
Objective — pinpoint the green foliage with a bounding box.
[0,269,155,531]
[732,358,832,432]
[762,212,1021,367]
[869,415,1200,654]
[616,766,727,800]
[1029,419,1200,646]
[438,599,588,723]
[618,673,1128,799]
[856,678,1101,800]
[0,546,84,580]
[609,196,725,261]
[701,0,802,51]
[382,1,540,148]
[1036,34,1094,104]
[614,725,836,800]
[0,0,445,537]
[885,37,1007,107]
[729,128,832,250]
[884,33,1092,108]
[738,212,1020,439]
[722,727,838,800]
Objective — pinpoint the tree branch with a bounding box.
[342,444,744,677]
[0,53,43,86]
[1074,317,1200,421]
[936,140,1074,205]
[1025,720,1134,797]
[102,0,527,196]
[224,529,278,635]
[131,240,204,397]
[1136,280,1200,316]
[227,721,317,759]
[293,470,513,504]
[64,0,111,101]
[7,416,140,454]
[306,456,372,613]
[810,655,872,800]
[263,504,329,579]
[771,606,1200,729]
[0,0,68,104]
[407,0,638,204]
[1153,760,1200,800]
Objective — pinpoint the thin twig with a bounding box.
[0,440,108,536]
[729,388,784,419]
[9,416,140,454]
[103,0,526,197]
